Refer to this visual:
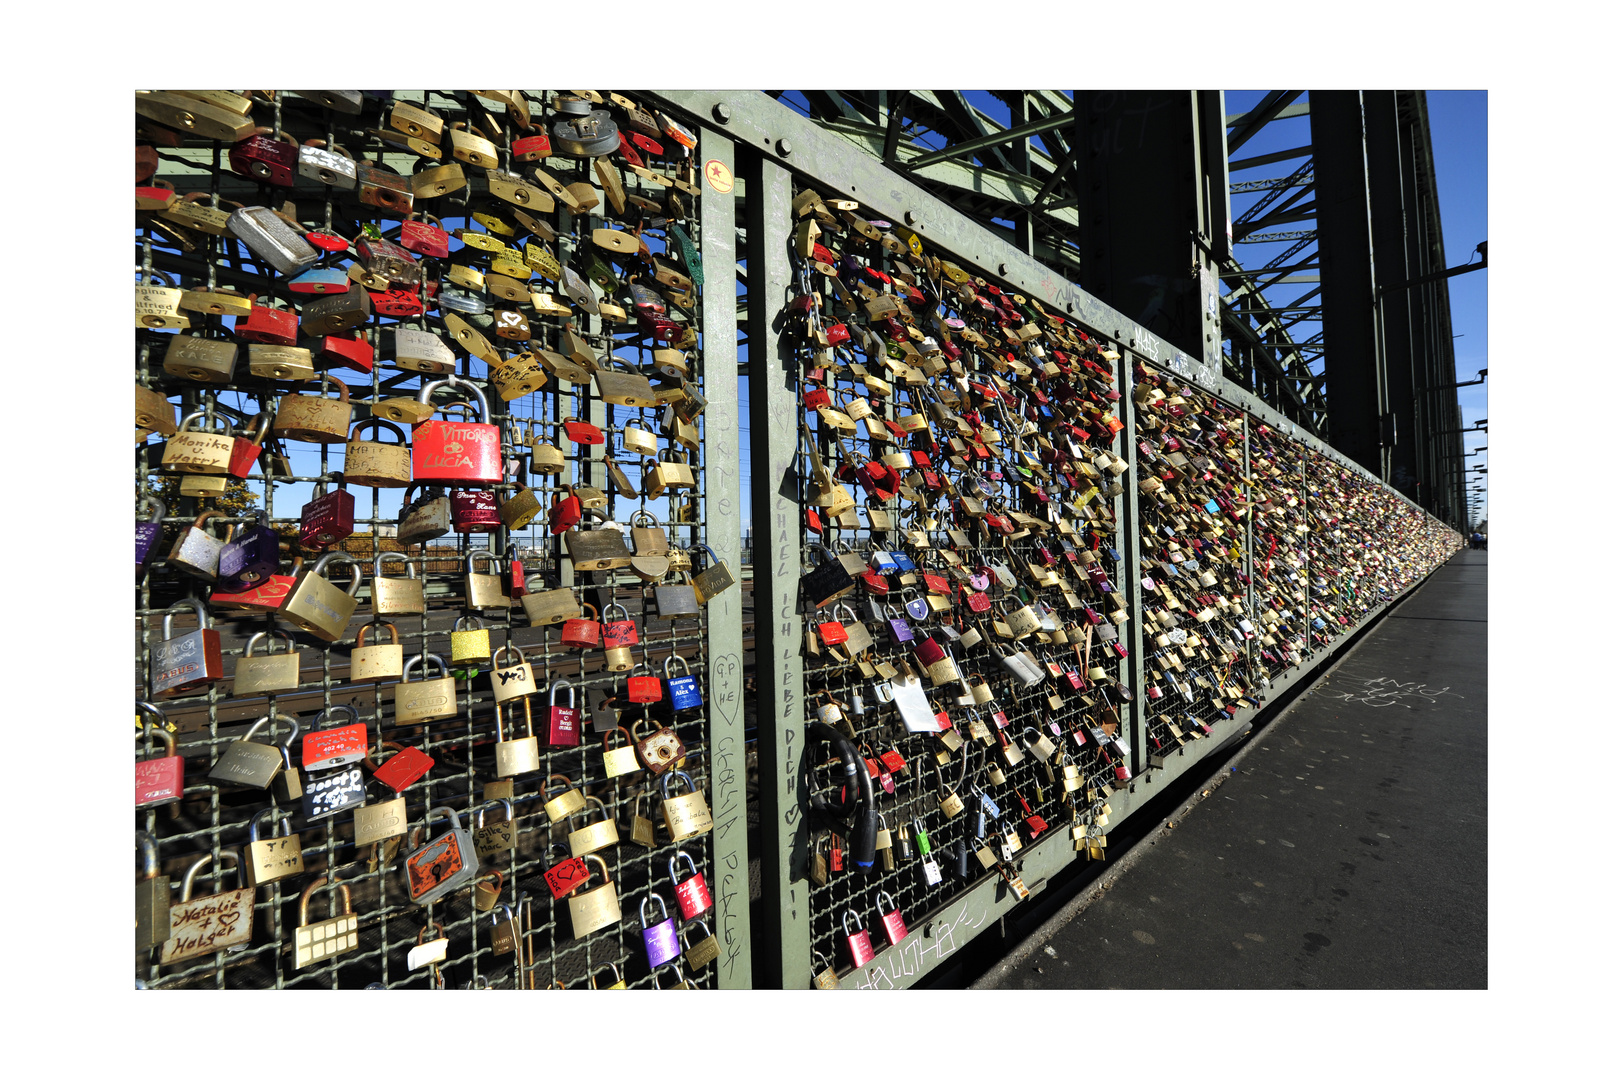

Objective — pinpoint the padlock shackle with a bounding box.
[374,551,418,578]
[401,651,448,682]
[548,680,575,707]
[639,893,669,925]
[313,703,360,732]
[663,653,690,678]
[138,722,176,759]
[139,495,167,523]
[415,372,491,423]
[137,830,160,878]
[466,550,501,575]
[179,849,241,901]
[298,875,352,923]
[161,597,211,639]
[176,409,233,435]
[356,620,400,649]
[249,805,293,841]
[492,642,526,668]
[668,850,699,884]
[311,551,362,596]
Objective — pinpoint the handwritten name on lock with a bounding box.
[419,424,497,470]
[162,891,253,961]
[306,768,364,814]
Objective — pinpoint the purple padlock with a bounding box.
[217,511,281,589]
[641,895,681,970]
[137,497,166,575]
[885,603,914,645]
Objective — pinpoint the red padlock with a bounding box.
[561,417,605,445]
[228,126,299,186]
[615,130,644,167]
[963,586,991,613]
[626,666,662,704]
[803,386,831,409]
[235,296,297,345]
[544,850,590,899]
[844,910,875,968]
[370,741,435,793]
[301,704,369,771]
[317,333,374,373]
[507,557,526,598]
[877,892,908,946]
[299,472,355,549]
[410,375,503,485]
[860,570,890,595]
[816,616,849,647]
[913,637,947,668]
[371,285,424,319]
[135,706,183,808]
[543,680,582,747]
[512,124,553,162]
[601,603,638,649]
[560,603,602,649]
[923,572,950,595]
[450,489,501,533]
[669,851,713,920]
[399,212,450,258]
[228,413,272,479]
[548,488,582,535]
[210,571,296,615]
[829,834,844,873]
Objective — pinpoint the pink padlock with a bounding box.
[669,851,713,920]
[877,891,908,947]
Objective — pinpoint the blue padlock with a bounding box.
[666,654,703,712]
[902,589,930,621]
[870,548,899,575]
[217,511,282,588]
[891,550,916,573]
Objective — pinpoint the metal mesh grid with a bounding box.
[136,89,725,988]
[779,180,1128,980]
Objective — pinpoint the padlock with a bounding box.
[935,756,966,818]
[206,714,287,790]
[843,910,876,969]
[227,206,319,275]
[163,411,234,475]
[493,698,541,778]
[680,919,719,972]
[446,119,499,167]
[488,642,536,703]
[244,807,305,888]
[660,769,713,842]
[464,551,508,611]
[801,542,856,609]
[343,419,411,488]
[229,125,299,184]
[386,326,456,375]
[561,603,602,649]
[663,654,704,715]
[627,793,659,848]
[410,375,502,484]
[472,869,504,912]
[876,891,909,947]
[275,374,353,444]
[543,772,589,824]
[638,892,684,971]
[568,796,620,857]
[564,517,633,571]
[232,630,301,696]
[472,799,517,859]
[135,269,190,330]
[626,665,663,705]
[299,472,355,550]
[903,588,931,621]
[356,160,414,214]
[135,831,172,951]
[150,599,224,698]
[280,551,361,642]
[654,567,702,618]
[450,488,501,534]
[445,615,490,665]
[167,509,229,581]
[544,681,582,747]
[623,421,659,458]
[885,603,915,645]
[530,437,568,476]
[669,851,713,920]
[301,703,368,772]
[135,707,183,808]
[371,552,425,616]
[598,602,639,672]
[498,479,543,530]
[1022,726,1058,761]
[521,581,581,627]
[691,545,735,603]
[393,653,458,724]
[368,734,436,792]
[569,854,622,938]
[590,719,637,777]
[161,851,255,965]
[404,805,480,905]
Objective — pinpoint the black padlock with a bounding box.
[800,542,855,609]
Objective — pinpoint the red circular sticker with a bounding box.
[704,158,734,194]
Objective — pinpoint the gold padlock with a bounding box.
[543,773,588,823]
[372,552,424,615]
[447,121,498,168]
[629,793,659,848]
[351,621,404,683]
[567,854,620,938]
[392,653,458,724]
[488,643,535,703]
[136,270,190,330]
[465,552,509,611]
[449,616,492,664]
[494,698,541,777]
[602,725,641,779]
[659,770,713,842]
[690,544,736,603]
[567,796,620,857]
[233,630,302,696]
[163,410,235,474]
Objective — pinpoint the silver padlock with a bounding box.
[297,140,358,188]
[225,206,319,276]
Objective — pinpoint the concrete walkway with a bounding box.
[987,550,1487,989]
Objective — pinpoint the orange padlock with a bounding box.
[560,603,601,649]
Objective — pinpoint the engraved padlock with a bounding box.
[567,796,620,857]
[568,854,621,938]
[659,769,713,842]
